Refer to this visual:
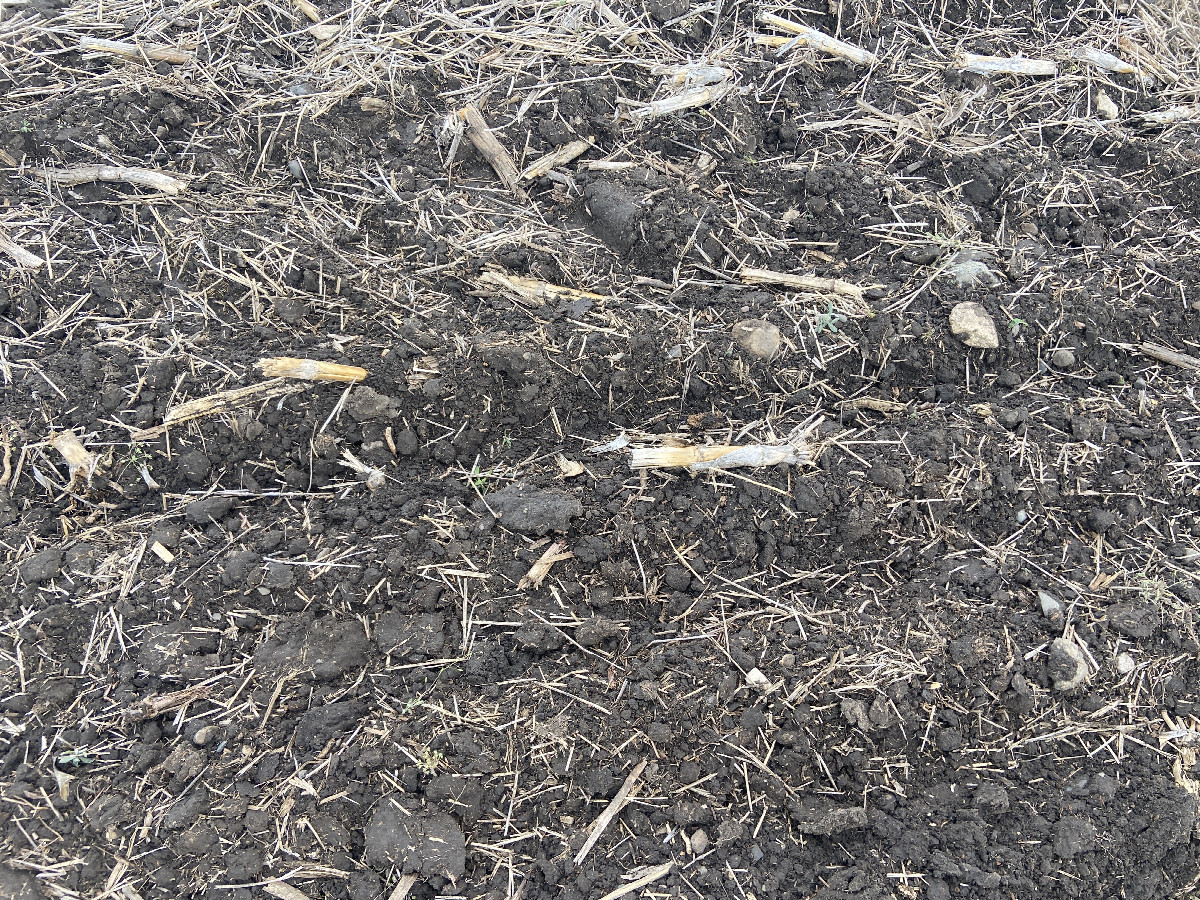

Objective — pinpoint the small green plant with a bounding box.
[1008,316,1027,337]
[57,750,95,767]
[467,464,491,491]
[20,120,33,133]
[417,746,443,775]
[815,302,846,334]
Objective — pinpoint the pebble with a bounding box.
[780,653,796,668]
[1051,348,1077,368]
[192,725,218,746]
[1048,638,1089,692]
[1115,652,1136,675]
[690,828,710,854]
[732,319,782,359]
[948,301,999,349]
[1038,590,1063,620]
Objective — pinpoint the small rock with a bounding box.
[186,496,235,524]
[1115,652,1136,675]
[789,799,868,835]
[1038,590,1064,620]
[394,426,419,456]
[948,301,999,349]
[347,386,400,422]
[732,319,782,359]
[780,653,796,668]
[690,828,710,854]
[364,798,465,879]
[19,548,63,584]
[1107,600,1158,638]
[176,449,211,484]
[1052,348,1077,368]
[192,725,218,746]
[1047,638,1089,692]
[472,483,582,535]
[745,667,770,690]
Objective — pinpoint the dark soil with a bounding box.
[2,1,1200,899]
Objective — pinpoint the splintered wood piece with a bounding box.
[1141,342,1200,371]
[131,379,303,441]
[630,442,808,472]
[738,266,865,300]
[518,541,573,590]
[758,13,877,65]
[956,53,1057,76]
[49,430,97,485]
[265,883,312,900]
[458,104,527,199]
[521,138,594,180]
[293,0,321,22]
[79,37,193,64]
[45,165,189,195]
[256,357,368,383]
[480,270,606,307]
[574,760,647,864]
[0,230,43,268]
[386,874,419,900]
[122,685,211,722]
[595,862,674,900]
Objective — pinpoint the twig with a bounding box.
[758,13,877,65]
[79,37,193,64]
[131,379,304,441]
[521,138,594,180]
[386,874,419,900]
[458,104,527,200]
[45,165,189,195]
[595,862,674,900]
[518,541,573,590]
[1141,342,1200,371]
[574,759,647,865]
[956,53,1057,76]
[256,358,368,383]
[738,266,865,300]
[0,229,43,268]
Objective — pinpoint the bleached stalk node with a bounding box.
[758,13,877,65]
[256,357,368,383]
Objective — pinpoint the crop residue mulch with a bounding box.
[2,1,1200,899]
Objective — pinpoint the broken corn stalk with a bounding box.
[50,430,98,485]
[956,53,1057,76]
[480,271,606,306]
[519,541,573,590]
[738,266,865,301]
[521,139,594,180]
[256,357,368,383]
[758,13,877,65]
[45,165,189,195]
[131,379,302,441]
[630,442,808,472]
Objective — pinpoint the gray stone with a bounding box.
[473,483,581,535]
[19,548,63,584]
[1052,348,1077,368]
[364,797,465,879]
[732,319,782,359]
[186,496,234,524]
[1048,638,1089,692]
[949,301,999,349]
[690,828,710,854]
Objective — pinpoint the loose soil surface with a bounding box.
[2,1,1200,899]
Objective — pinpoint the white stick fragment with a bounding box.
[630,440,808,472]
[339,449,387,491]
[956,53,1057,76]
[520,138,594,180]
[1072,46,1138,75]
[574,760,647,865]
[45,165,189,195]
[256,357,368,383]
[293,0,321,22]
[0,230,43,268]
[480,270,606,307]
[629,64,733,122]
[594,862,674,900]
[758,13,877,65]
[1139,105,1200,126]
[458,104,527,200]
[50,430,98,486]
[738,266,865,301]
[518,541,573,590]
[79,37,193,64]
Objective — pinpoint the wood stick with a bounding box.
[256,357,368,383]
[458,105,527,200]
[956,53,1057,76]
[79,37,192,64]
[386,874,418,900]
[45,165,189,195]
[738,266,864,300]
[293,0,321,22]
[594,862,673,900]
[520,138,593,180]
[574,759,647,865]
[131,379,303,441]
[758,13,877,65]
[0,230,43,268]
[1141,342,1200,371]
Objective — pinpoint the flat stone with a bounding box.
[732,319,782,359]
[949,301,999,349]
